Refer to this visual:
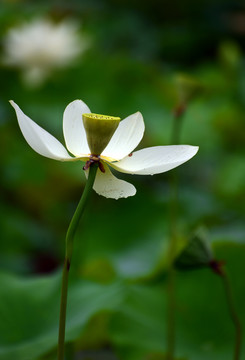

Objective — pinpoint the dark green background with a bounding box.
[0,0,245,359]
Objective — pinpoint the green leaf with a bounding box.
[109,243,245,360]
[0,271,123,360]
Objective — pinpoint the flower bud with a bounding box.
[175,228,213,271]
[83,113,120,155]
[175,73,203,106]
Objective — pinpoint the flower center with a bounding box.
[83,154,105,173]
[83,113,120,155]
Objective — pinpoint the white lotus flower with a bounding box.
[10,100,199,199]
[3,18,87,86]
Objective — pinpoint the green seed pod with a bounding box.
[83,113,120,155]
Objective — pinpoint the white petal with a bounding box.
[101,112,145,160]
[86,164,136,199]
[10,101,73,160]
[63,99,91,156]
[110,145,199,175]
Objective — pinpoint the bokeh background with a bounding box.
[0,0,245,359]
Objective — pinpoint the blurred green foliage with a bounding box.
[0,0,245,359]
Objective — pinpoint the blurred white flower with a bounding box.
[3,18,87,86]
[10,99,199,199]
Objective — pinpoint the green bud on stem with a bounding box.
[175,73,203,106]
[174,228,213,271]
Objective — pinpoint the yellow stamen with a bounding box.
[83,113,120,121]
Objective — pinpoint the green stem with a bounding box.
[166,262,176,360]
[166,108,185,360]
[221,269,242,360]
[171,104,185,145]
[57,164,98,360]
